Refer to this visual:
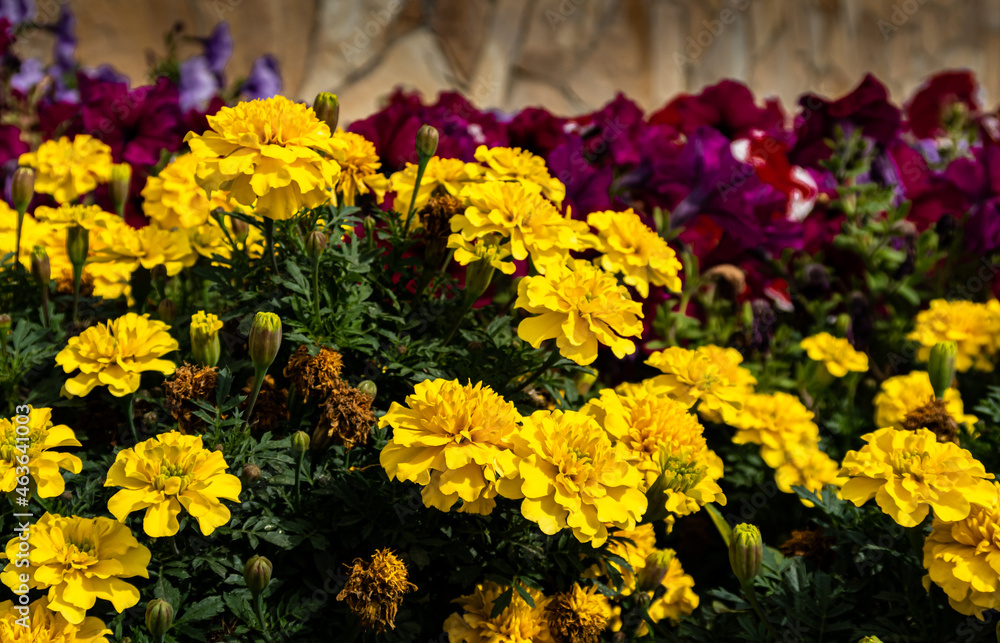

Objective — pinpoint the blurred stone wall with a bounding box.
[16,0,1000,123]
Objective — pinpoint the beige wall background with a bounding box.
[14,0,1000,123]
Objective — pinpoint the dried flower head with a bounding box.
[241,375,288,434]
[336,548,416,632]
[163,363,219,433]
[314,384,375,450]
[283,345,343,401]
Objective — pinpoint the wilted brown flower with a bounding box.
[780,527,833,562]
[902,397,960,444]
[241,374,288,433]
[313,383,375,450]
[336,548,416,632]
[55,270,94,296]
[283,344,343,401]
[164,363,218,432]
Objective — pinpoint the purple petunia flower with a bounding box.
[179,55,218,113]
[204,22,233,83]
[240,55,282,100]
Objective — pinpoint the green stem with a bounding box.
[14,209,25,267]
[40,286,50,328]
[244,369,266,429]
[295,450,305,504]
[312,256,321,321]
[441,296,476,346]
[741,580,780,642]
[263,217,278,274]
[71,262,83,323]
[513,345,560,393]
[127,393,139,444]
[402,155,430,237]
[254,591,271,638]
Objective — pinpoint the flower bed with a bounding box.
[2,10,1000,643]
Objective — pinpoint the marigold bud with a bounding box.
[110,163,132,216]
[66,225,89,268]
[190,311,223,367]
[248,312,282,373]
[0,314,11,333]
[637,550,674,592]
[415,124,439,159]
[858,637,884,643]
[929,341,957,400]
[231,216,250,241]
[290,430,310,455]
[244,554,273,594]
[150,264,167,281]
[145,598,173,638]
[357,380,377,400]
[729,523,763,584]
[241,463,261,485]
[306,230,328,260]
[12,166,34,214]
[30,246,50,285]
[157,298,177,324]
[313,92,340,132]
[311,422,333,452]
[363,216,376,240]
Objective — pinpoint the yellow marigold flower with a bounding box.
[0,406,82,498]
[390,156,482,213]
[646,346,747,421]
[591,524,657,592]
[379,379,522,515]
[55,313,179,397]
[336,548,417,632]
[187,216,265,263]
[0,513,150,625]
[93,223,196,277]
[582,388,725,518]
[689,345,757,424]
[730,392,844,503]
[908,299,1000,372]
[104,431,242,537]
[451,181,590,272]
[190,310,223,343]
[142,152,232,229]
[609,548,699,634]
[587,208,682,297]
[922,482,1000,618]
[874,371,976,433]
[332,130,391,206]
[474,145,566,205]
[0,596,111,642]
[800,332,868,377]
[19,135,112,203]
[515,259,643,366]
[443,580,553,643]
[839,427,995,527]
[451,233,515,276]
[500,409,647,547]
[184,95,345,221]
[33,204,123,232]
[545,584,610,643]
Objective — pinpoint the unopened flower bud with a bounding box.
[157,298,177,323]
[637,550,674,592]
[241,463,261,485]
[30,246,50,285]
[306,230,328,260]
[0,314,11,334]
[231,216,250,241]
[313,92,340,132]
[12,166,34,214]
[290,430,310,455]
[357,380,377,400]
[415,124,439,159]
[244,554,273,594]
[363,216,376,240]
[929,341,958,400]
[145,598,173,638]
[190,311,223,367]
[248,312,282,373]
[310,423,332,452]
[110,163,132,216]
[66,225,89,268]
[729,523,763,584]
[858,637,884,643]
[150,264,167,281]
